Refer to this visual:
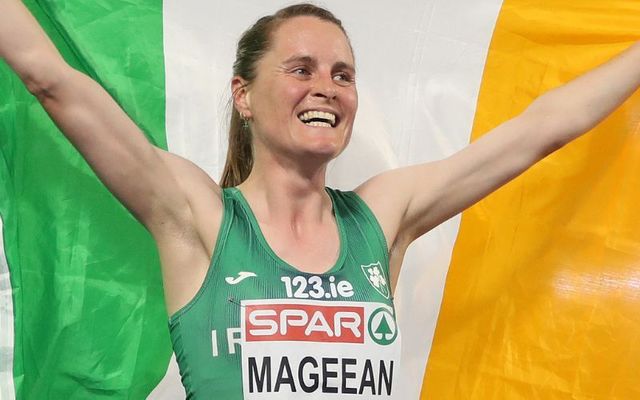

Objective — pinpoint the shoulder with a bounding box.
[353,162,444,244]
[352,171,408,253]
[155,148,222,199]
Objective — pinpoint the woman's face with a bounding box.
[240,16,358,163]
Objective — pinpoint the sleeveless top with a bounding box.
[168,187,401,399]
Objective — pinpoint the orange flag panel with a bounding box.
[422,1,640,399]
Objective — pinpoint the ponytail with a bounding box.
[220,108,253,188]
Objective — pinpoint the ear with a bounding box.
[231,76,252,118]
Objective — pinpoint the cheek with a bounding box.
[280,84,308,108]
[257,83,307,125]
[345,89,358,117]
[352,91,359,113]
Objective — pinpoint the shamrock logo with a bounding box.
[361,262,390,299]
[367,266,386,288]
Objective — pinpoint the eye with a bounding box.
[292,67,311,76]
[333,72,355,85]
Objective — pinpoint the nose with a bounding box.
[311,74,337,100]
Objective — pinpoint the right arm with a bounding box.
[0,0,188,231]
[0,0,221,313]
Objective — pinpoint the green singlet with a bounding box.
[168,187,401,400]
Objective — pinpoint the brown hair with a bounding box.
[220,3,350,187]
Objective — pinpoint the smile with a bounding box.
[298,110,338,128]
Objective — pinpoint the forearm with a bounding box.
[527,42,640,145]
[0,0,68,93]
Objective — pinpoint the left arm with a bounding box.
[357,41,640,251]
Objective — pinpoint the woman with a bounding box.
[2,1,640,398]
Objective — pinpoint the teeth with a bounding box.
[298,110,337,127]
[307,121,332,127]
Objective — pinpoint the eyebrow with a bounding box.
[282,55,355,73]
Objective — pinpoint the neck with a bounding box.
[237,149,332,226]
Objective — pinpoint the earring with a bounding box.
[240,113,250,130]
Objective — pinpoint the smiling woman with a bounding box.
[2,0,640,399]
[166,9,399,398]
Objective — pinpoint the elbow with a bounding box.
[22,73,49,98]
[524,94,591,155]
[17,53,70,101]
[538,133,569,158]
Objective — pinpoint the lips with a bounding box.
[298,110,338,127]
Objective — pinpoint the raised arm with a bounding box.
[358,41,640,251]
[0,0,201,236]
[0,0,225,312]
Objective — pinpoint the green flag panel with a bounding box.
[0,1,171,398]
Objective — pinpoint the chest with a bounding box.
[258,221,341,274]
[171,219,399,398]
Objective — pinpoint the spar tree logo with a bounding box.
[368,307,398,346]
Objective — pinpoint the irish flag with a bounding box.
[1,1,639,399]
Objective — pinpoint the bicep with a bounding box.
[410,113,558,230]
[361,111,561,245]
[37,66,190,229]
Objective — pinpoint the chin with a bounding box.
[299,144,342,162]
[291,125,350,161]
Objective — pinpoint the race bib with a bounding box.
[240,299,401,399]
